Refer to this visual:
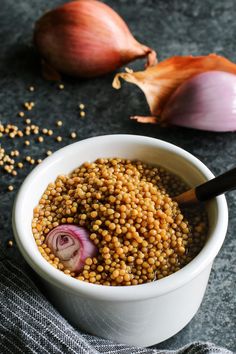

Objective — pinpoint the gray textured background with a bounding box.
[0,0,235,351]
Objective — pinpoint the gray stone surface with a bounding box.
[0,0,235,351]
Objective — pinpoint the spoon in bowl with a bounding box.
[173,167,236,205]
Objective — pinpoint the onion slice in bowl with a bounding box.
[46,224,97,272]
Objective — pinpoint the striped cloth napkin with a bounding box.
[0,250,232,354]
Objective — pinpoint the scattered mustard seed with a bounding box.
[25,156,31,162]
[24,140,30,146]
[18,111,25,117]
[23,101,35,111]
[37,159,42,164]
[23,102,30,110]
[46,150,52,156]
[48,129,53,136]
[8,185,14,191]
[17,162,24,168]
[37,136,44,143]
[28,86,35,92]
[25,118,31,124]
[79,103,85,110]
[56,120,63,127]
[8,240,13,247]
[80,111,85,117]
[70,132,77,139]
[17,131,24,137]
[4,166,11,173]
[30,159,35,165]
[58,84,64,90]
[56,136,62,142]
[42,128,48,134]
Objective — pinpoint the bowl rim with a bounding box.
[12,134,228,301]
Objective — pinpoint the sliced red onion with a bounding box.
[46,225,97,272]
[162,71,236,132]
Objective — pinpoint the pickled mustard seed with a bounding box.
[33,158,208,286]
[8,185,14,191]
[70,132,77,139]
[8,240,13,247]
[80,111,85,117]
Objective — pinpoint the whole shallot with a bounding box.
[162,71,236,132]
[46,224,97,272]
[34,0,157,79]
[113,54,236,131]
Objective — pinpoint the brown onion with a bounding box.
[34,0,157,79]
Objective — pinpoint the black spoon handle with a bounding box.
[174,167,236,205]
[196,167,236,201]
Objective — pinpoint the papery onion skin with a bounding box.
[46,224,97,272]
[34,0,157,79]
[113,54,236,119]
[162,71,236,132]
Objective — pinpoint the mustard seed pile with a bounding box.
[32,158,208,286]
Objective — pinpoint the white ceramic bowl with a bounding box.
[12,135,228,347]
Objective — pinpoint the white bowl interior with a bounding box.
[13,135,227,301]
